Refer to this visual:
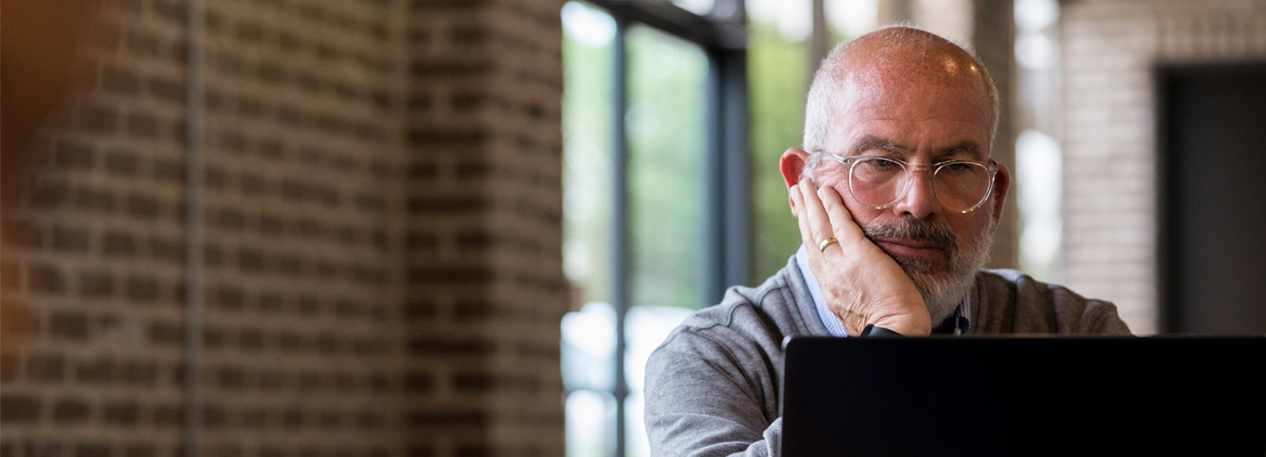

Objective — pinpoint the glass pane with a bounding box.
[624,305,693,393]
[624,391,648,457]
[566,389,617,457]
[747,0,810,281]
[563,1,616,310]
[562,302,617,391]
[672,0,715,16]
[623,306,693,457]
[561,6,619,457]
[626,25,708,311]
[825,0,879,42]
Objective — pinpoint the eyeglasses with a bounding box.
[818,151,999,213]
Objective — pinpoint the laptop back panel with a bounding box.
[780,337,1266,457]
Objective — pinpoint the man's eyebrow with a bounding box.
[934,141,985,160]
[847,136,910,156]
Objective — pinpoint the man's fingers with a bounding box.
[799,181,835,248]
[791,184,819,255]
[816,185,865,244]
[794,182,835,264]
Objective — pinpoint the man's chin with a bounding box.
[901,236,994,325]
[865,217,994,326]
[889,254,945,276]
[904,267,973,325]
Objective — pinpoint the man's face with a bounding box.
[811,70,1006,320]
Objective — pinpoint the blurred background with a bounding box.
[3,1,1265,457]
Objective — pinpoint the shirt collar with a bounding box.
[794,244,972,336]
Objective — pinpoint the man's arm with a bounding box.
[644,330,782,457]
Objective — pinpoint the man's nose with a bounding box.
[892,167,938,218]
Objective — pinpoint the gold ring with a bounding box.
[818,236,839,253]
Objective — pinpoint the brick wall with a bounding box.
[1059,0,1266,334]
[402,0,566,456]
[2,2,195,457]
[1,0,566,457]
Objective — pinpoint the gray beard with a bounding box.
[863,219,994,326]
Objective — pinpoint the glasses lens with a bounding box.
[848,157,907,208]
[934,162,992,212]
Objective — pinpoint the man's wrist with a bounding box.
[859,324,903,337]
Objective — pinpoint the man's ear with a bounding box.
[990,162,1011,226]
[780,148,811,217]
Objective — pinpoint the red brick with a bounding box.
[126,275,160,303]
[151,0,185,24]
[104,400,140,425]
[25,352,66,382]
[123,444,155,457]
[125,194,161,220]
[54,141,96,170]
[79,269,114,298]
[2,219,42,249]
[49,311,89,340]
[102,230,137,257]
[76,357,114,384]
[0,353,17,382]
[102,63,140,95]
[53,398,91,424]
[151,404,183,427]
[28,181,71,210]
[73,186,115,213]
[0,394,41,422]
[146,321,182,346]
[151,158,186,183]
[24,441,64,457]
[75,443,109,457]
[125,113,160,139]
[80,104,119,133]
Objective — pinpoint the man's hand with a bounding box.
[792,181,932,336]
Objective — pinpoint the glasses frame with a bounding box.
[817,150,999,214]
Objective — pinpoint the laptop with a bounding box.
[780,336,1266,456]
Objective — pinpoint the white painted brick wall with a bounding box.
[1060,0,1266,334]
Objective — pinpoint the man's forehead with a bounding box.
[836,85,992,124]
[827,86,993,156]
[839,63,992,109]
[843,134,986,160]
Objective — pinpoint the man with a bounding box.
[643,26,1131,456]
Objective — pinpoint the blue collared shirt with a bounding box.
[794,244,971,336]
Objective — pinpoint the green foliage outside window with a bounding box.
[748,20,809,283]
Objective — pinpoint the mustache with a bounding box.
[862,218,958,254]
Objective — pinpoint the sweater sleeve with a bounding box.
[644,329,782,457]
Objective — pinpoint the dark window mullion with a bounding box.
[704,47,750,306]
[611,16,630,457]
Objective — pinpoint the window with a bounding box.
[561,1,747,456]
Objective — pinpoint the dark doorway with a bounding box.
[1158,63,1266,334]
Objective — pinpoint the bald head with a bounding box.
[803,26,999,156]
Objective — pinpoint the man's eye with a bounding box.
[870,158,898,168]
[942,162,974,173]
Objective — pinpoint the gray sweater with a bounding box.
[643,256,1132,457]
